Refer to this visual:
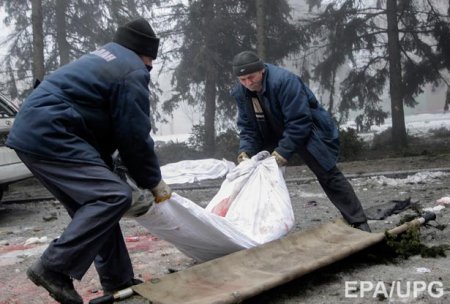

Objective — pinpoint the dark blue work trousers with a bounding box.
[16,151,134,290]
[298,147,368,225]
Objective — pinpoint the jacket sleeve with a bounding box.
[274,73,313,160]
[110,69,162,189]
[233,87,261,156]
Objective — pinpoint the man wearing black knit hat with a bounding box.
[231,50,371,233]
[6,17,171,303]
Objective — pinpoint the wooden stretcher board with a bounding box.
[133,220,384,304]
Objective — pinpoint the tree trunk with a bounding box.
[204,64,217,156]
[201,0,217,156]
[6,61,19,99]
[256,0,267,60]
[56,0,70,65]
[445,87,449,112]
[125,0,139,16]
[386,0,407,149]
[31,0,45,82]
[328,70,336,113]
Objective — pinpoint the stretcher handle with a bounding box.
[386,212,436,236]
[88,287,134,304]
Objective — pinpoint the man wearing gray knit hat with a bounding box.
[232,51,265,76]
[7,17,171,303]
[231,50,371,233]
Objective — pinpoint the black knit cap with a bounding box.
[232,51,265,76]
[113,17,160,59]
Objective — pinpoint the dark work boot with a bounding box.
[26,259,83,304]
[352,221,372,233]
[103,278,143,295]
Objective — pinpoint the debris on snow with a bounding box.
[354,171,449,187]
[423,205,445,213]
[126,236,140,242]
[416,267,431,273]
[24,236,48,246]
[365,198,417,220]
[436,197,450,205]
[42,212,58,221]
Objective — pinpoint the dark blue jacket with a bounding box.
[231,63,340,171]
[6,42,161,189]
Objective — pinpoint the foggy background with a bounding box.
[0,0,448,158]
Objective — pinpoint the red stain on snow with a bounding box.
[0,233,184,303]
[126,234,160,252]
[0,244,35,253]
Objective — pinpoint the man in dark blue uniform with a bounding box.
[6,18,170,304]
[231,51,370,234]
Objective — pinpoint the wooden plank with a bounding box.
[133,221,384,304]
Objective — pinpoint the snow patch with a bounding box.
[354,171,449,187]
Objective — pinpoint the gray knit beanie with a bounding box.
[232,51,264,76]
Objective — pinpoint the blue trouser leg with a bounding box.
[16,152,134,285]
[94,225,134,290]
[298,148,368,224]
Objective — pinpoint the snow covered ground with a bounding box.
[342,112,450,142]
[150,112,450,187]
[154,112,450,145]
[353,171,449,188]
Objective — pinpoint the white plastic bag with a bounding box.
[135,151,295,261]
[136,193,258,261]
[161,158,235,184]
[206,151,295,244]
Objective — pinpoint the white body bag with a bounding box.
[136,151,295,262]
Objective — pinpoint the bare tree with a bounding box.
[386,0,406,147]
[31,0,45,81]
[256,0,267,60]
[55,0,70,65]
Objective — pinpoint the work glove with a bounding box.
[125,189,154,217]
[151,179,172,203]
[271,151,288,167]
[237,152,250,164]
